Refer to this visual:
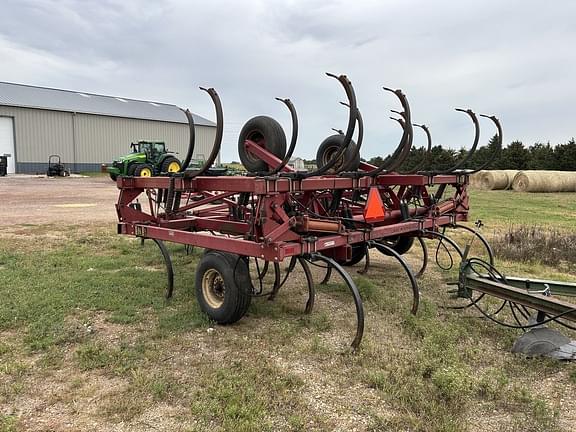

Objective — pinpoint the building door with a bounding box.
[0,117,15,174]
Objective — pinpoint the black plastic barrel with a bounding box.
[0,155,7,176]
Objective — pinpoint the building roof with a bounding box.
[0,81,215,127]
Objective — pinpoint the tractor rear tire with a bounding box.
[132,163,154,177]
[378,236,415,255]
[161,157,182,173]
[238,116,286,173]
[195,250,252,324]
[316,134,360,174]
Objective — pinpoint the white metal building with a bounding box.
[0,82,217,174]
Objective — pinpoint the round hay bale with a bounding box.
[479,170,519,190]
[468,171,485,188]
[502,170,520,189]
[512,170,576,193]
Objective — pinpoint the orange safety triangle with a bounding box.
[364,186,386,222]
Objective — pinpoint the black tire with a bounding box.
[378,236,415,256]
[132,163,154,177]
[316,134,361,174]
[160,156,182,173]
[195,251,252,324]
[336,243,366,266]
[109,173,118,181]
[238,116,286,172]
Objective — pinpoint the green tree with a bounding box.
[498,140,530,170]
[528,143,555,170]
[553,139,576,171]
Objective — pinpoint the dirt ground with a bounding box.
[1,175,119,226]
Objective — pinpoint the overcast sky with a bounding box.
[1,0,575,161]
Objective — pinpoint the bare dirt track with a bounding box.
[1,175,118,226]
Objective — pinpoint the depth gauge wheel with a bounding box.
[238,116,286,172]
[195,251,252,324]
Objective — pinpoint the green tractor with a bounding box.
[106,141,182,180]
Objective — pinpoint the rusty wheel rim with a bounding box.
[202,268,225,309]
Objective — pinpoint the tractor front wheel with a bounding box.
[109,173,118,181]
[195,251,252,324]
[132,163,154,177]
[161,157,182,173]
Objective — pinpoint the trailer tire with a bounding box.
[238,116,286,172]
[378,236,414,256]
[316,134,360,174]
[195,251,252,324]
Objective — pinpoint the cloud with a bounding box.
[1,0,575,161]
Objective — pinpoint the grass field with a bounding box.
[0,189,575,431]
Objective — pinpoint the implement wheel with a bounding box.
[161,157,182,173]
[238,116,286,172]
[337,243,366,266]
[195,251,252,324]
[316,134,360,174]
[378,236,414,255]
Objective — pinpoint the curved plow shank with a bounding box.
[183,87,224,178]
[308,254,365,350]
[264,98,299,175]
[388,116,422,174]
[369,237,427,279]
[370,241,420,315]
[266,262,282,300]
[339,103,363,173]
[320,263,333,285]
[357,243,371,275]
[298,257,316,314]
[406,124,432,174]
[151,239,174,299]
[415,237,429,278]
[466,114,502,174]
[366,87,413,177]
[277,257,298,291]
[440,109,480,174]
[265,257,314,313]
[180,109,196,171]
[303,73,357,178]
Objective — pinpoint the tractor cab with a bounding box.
[133,141,167,162]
